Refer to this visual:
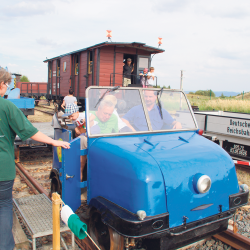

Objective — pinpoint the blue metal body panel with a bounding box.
[62,138,81,211]
[53,129,81,211]
[87,131,239,228]
[7,96,34,109]
[87,135,167,216]
[53,129,72,171]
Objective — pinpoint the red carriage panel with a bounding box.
[59,55,71,97]
[79,51,88,98]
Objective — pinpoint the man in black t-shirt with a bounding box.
[123,58,134,87]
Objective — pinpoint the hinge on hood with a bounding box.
[183,216,189,228]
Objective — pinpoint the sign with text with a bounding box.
[207,116,250,139]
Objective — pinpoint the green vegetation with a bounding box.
[220,93,225,98]
[236,91,250,100]
[20,75,30,82]
[187,93,250,113]
[194,89,215,97]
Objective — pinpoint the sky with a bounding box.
[0,0,250,92]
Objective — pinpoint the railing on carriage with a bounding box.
[110,73,158,87]
[19,82,47,97]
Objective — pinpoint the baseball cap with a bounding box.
[127,58,132,61]
[62,103,79,117]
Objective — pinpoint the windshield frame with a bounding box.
[86,86,198,138]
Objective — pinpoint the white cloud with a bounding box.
[7,63,18,67]
[36,38,59,47]
[154,0,193,13]
[0,1,55,19]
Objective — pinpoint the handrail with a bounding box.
[110,73,158,87]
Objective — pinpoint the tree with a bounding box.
[220,93,225,98]
[189,91,194,94]
[20,75,30,82]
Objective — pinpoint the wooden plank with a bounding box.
[100,61,113,66]
[12,212,29,249]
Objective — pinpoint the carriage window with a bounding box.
[88,51,93,74]
[63,62,66,72]
[75,55,79,75]
[57,60,60,77]
[49,62,52,78]
[139,57,149,68]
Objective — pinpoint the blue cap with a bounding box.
[62,103,79,117]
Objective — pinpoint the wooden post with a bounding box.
[14,145,20,163]
[52,192,61,250]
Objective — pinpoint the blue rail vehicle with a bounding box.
[2,68,34,116]
[50,86,249,250]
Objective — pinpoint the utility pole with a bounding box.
[180,70,184,90]
[180,70,184,110]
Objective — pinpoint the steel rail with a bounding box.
[235,164,250,174]
[37,104,55,110]
[15,166,39,195]
[214,229,250,250]
[16,162,49,197]
[34,108,54,115]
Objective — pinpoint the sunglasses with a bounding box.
[4,83,10,90]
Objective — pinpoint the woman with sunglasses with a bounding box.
[0,68,70,250]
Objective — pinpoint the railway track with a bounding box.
[214,229,250,250]
[14,147,93,250]
[235,163,250,174]
[34,107,54,115]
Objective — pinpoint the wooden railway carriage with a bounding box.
[44,42,164,109]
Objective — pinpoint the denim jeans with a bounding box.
[0,180,15,250]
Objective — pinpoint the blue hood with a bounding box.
[88,131,239,228]
[134,132,239,227]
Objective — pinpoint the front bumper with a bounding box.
[90,190,248,249]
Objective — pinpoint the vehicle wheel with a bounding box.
[89,210,124,250]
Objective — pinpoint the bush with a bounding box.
[195,90,215,97]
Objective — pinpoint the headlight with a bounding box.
[193,174,212,194]
[197,175,211,193]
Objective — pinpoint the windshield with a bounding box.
[86,87,197,137]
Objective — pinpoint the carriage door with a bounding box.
[137,56,151,84]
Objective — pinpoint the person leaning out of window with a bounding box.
[123,58,134,87]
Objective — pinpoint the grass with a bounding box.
[235,91,250,100]
[187,94,250,113]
